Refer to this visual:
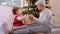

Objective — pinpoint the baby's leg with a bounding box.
[12,25,30,34]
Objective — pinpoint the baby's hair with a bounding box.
[12,7,21,15]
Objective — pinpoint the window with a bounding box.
[7,0,21,7]
[0,0,25,7]
[0,0,7,5]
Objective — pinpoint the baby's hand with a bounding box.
[12,26,17,30]
[28,14,34,19]
[26,14,28,16]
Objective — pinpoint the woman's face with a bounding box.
[36,4,43,11]
[16,9,22,15]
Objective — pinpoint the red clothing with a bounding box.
[13,15,24,26]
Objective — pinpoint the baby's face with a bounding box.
[17,9,22,15]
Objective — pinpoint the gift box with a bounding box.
[23,16,33,25]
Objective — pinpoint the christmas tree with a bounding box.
[22,0,51,18]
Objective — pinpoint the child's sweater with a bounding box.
[13,15,24,26]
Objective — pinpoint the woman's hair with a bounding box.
[35,0,46,7]
[12,7,20,15]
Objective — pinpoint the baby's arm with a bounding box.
[17,15,27,21]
